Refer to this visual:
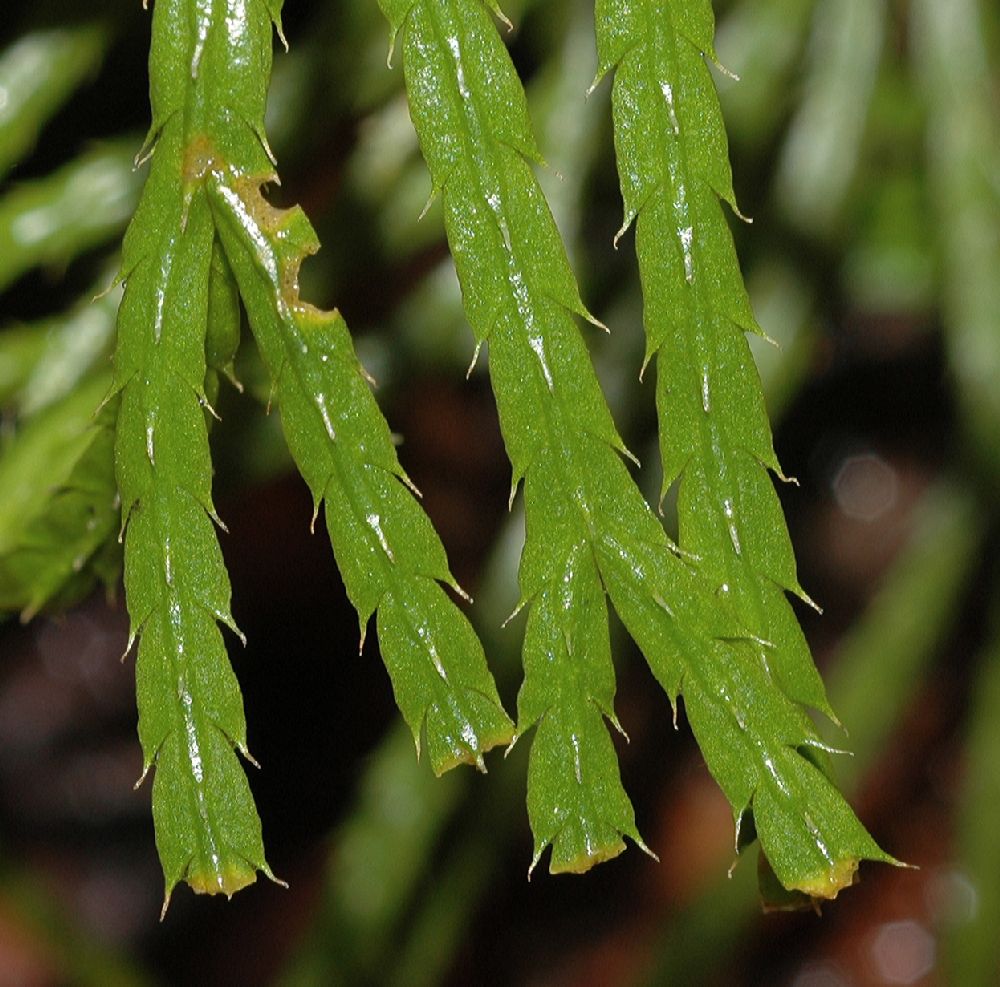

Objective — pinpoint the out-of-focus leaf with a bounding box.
[0,265,120,418]
[0,373,118,617]
[0,24,108,180]
[274,727,464,987]
[714,0,814,150]
[821,481,983,778]
[842,169,936,316]
[744,261,816,419]
[944,599,1000,983]
[0,846,153,987]
[0,326,46,406]
[0,141,140,292]
[774,0,888,236]
[913,0,1000,487]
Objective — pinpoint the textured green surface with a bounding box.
[110,0,510,901]
[594,0,889,897]
[380,0,892,892]
[209,169,513,773]
[382,0,651,872]
[112,0,282,905]
[643,479,983,978]
[0,0,996,969]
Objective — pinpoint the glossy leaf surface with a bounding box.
[209,166,513,773]
[383,0,801,875]
[595,0,891,897]
[112,0,282,904]
[112,0,512,902]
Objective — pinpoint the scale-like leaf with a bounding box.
[382,0,892,892]
[380,0,656,870]
[380,0,778,873]
[208,165,513,773]
[594,0,892,897]
[114,0,512,901]
[112,0,282,905]
[518,507,637,874]
[115,179,270,904]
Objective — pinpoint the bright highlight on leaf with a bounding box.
[379,0,680,873]
[114,124,272,905]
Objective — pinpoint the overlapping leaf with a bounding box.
[380,0,893,894]
[111,0,281,904]
[378,0,751,874]
[594,0,891,896]
[110,0,512,903]
[381,0,664,871]
[208,166,513,773]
